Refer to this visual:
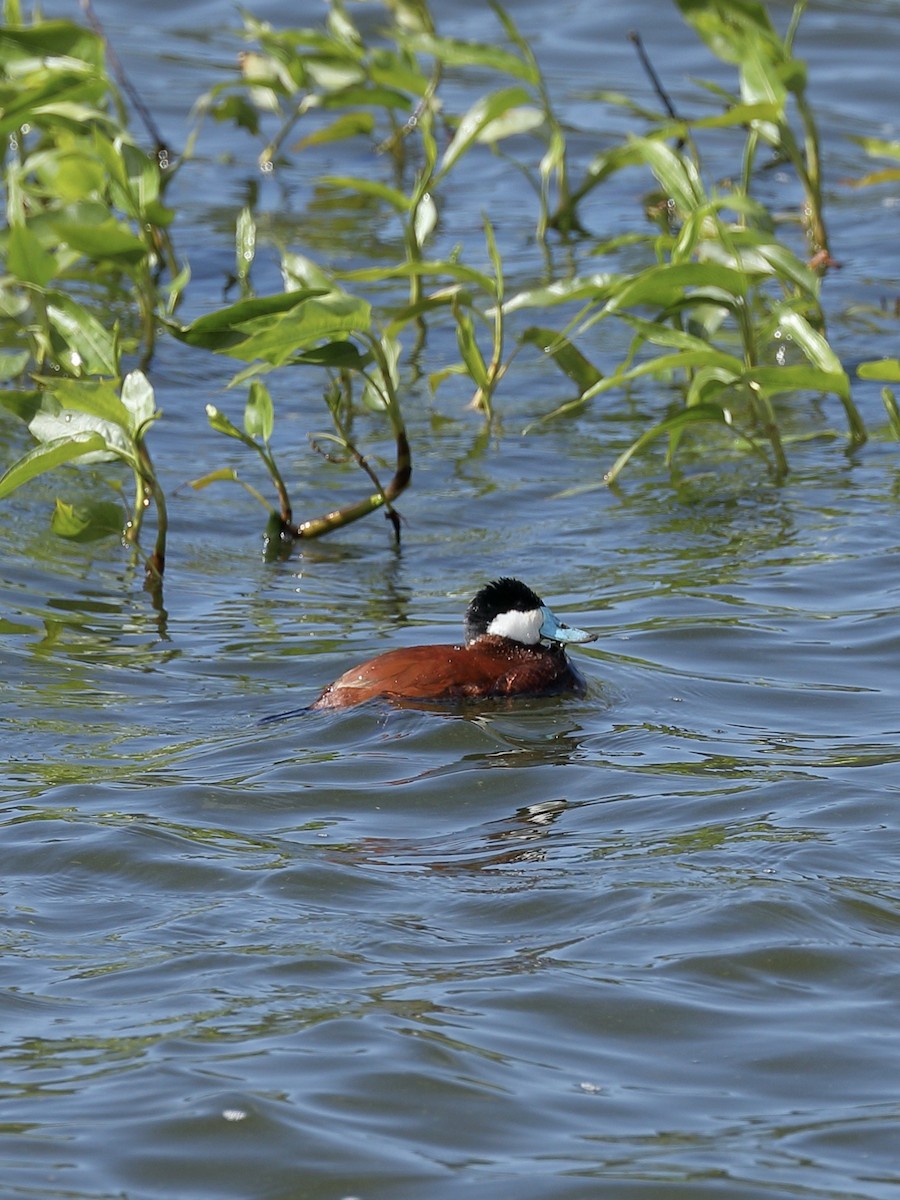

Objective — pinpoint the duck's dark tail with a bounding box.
[257,705,311,725]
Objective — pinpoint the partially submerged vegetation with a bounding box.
[0,0,897,589]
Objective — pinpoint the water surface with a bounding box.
[3,1,900,1197]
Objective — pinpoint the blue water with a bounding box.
[3,1,900,1197]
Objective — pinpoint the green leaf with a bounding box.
[477,104,544,143]
[855,137,900,161]
[607,261,748,313]
[678,101,781,131]
[603,403,737,485]
[341,258,496,294]
[0,431,108,500]
[45,293,119,376]
[51,497,124,541]
[858,359,900,383]
[455,311,489,389]
[174,288,372,362]
[281,251,335,292]
[503,273,616,313]
[235,206,256,286]
[775,310,844,377]
[413,191,438,249]
[521,326,603,393]
[619,314,727,353]
[244,380,274,442]
[0,350,30,382]
[852,167,900,188]
[205,404,249,442]
[39,377,132,429]
[674,0,780,67]
[407,34,539,85]
[0,21,105,67]
[745,365,849,400]
[635,138,706,213]
[7,223,57,286]
[294,110,376,149]
[320,174,410,212]
[882,388,900,439]
[50,216,147,265]
[290,341,369,368]
[121,370,156,431]
[774,313,864,442]
[172,290,330,352]
[438,86,533,178]
[321,83,412,112]
[752,242,819,297]
[0,388,42,422]
[225,293,372,365]
[28,405,129,461]
[187,466,241,490]
[185,465,273,512]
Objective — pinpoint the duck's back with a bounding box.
[312,636,583,709]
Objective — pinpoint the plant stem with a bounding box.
[290,429,411,542]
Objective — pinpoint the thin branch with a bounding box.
[80,0,171,163]
[628,30,681,123]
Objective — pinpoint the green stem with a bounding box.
[290,428,411,542]
[135,435,166,577]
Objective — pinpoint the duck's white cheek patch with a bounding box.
[487,608,543,644]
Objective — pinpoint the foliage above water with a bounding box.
[0,0,897,592]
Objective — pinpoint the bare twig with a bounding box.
[80,0,171,163]
[628,30,680,123]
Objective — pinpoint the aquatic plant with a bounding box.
[512,142,861,483]
[176,228,411,549]
[0,0,893,589]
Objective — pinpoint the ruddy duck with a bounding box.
[312,577,596,710]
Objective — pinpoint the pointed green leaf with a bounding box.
[173,290,330,349]
[637,137,706,212]
[188,466,241,490]
[46,293,119,376]
[882,388,900,438]
[51,497,124,541]
[604,403,737,485]
[746,365,849,400]
[28,406,129,460]
[291,341,369,368]
[0,431,108,499]
[438,86,532,177]
[522,326,603,392]
[455,311,489,389]
[244,380,274,442]
[294,110,376,149]
[235,206,256,286]
[607,261,747,313]
[408,34,538,84]
[858,359,900,383]
[477,104,544,143]
[413,191,438,249]
[320,175,410,212]
[40,377,131,428]
[50,216,147,265]
[7,223,57,286]
[503,273,616,313]
[775,310,844,376]
[121,370,156,430]
[0,388,42,423]
[0,350,30,382]
[224,293,372,365]
[205,404,248,442]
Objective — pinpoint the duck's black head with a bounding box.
[464,578,595,647]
